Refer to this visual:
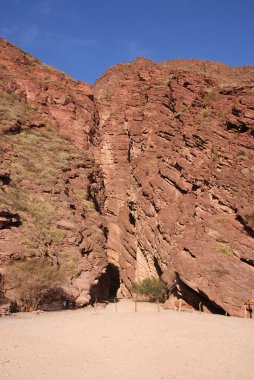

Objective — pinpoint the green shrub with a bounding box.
[131,277,168,302]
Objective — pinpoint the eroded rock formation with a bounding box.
[0,38,253,316]
[0,38,107,310]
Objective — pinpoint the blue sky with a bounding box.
[0,0,253,84]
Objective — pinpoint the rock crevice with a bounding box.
[0,39,254,316]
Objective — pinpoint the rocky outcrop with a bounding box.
[0,38,108,311]
[93,58,254,316]
[0,39,253,316]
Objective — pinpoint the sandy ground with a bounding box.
[0,300,253,380]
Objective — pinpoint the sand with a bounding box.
[0,299,253,380]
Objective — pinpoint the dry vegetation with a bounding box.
[5,258,65,311]
[0,90,91,257]
[0,91,35,134]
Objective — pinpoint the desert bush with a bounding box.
[241,168,249,175]
[82,199,95,210]
[0,188,65,252]
[58,248,80,277]
[211,148,220,161]
[202,108,210,118]
[237,150,247,161]
[6,258,65,311]
[22,224,65,251]
[216,243,233,257]
[237,149,246,157]
[131,277,168,302]
[0,91,34,134]
[203,88,219,105]
[217,217,228,225]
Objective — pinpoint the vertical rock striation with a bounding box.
[0,39,253,316]
[93,58,254,316]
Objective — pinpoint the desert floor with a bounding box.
[0,299,253,380]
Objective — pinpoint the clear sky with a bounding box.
[0,0,253,84]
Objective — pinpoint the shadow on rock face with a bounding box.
[39,287,75,311]
[90,263,121,304]
[172,274,227,315]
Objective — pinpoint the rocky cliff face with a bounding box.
[0,38,108,310]
[0,38,253,316]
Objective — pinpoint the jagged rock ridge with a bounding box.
[0,39,253,316]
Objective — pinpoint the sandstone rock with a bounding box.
[93,55,254,317]
[0,38,108,311]
[0,38,253,316]
[57,220,77,231]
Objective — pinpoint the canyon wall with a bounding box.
[0,39,253,316]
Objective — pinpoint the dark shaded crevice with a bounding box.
[236,214,254,238]
[0,211,22,229]
[87,172,104,214]
[174,274,228,315]
[153,256,163,277]
[232,107,241,117]
[39,288,75,311]
[91,197,101,213]
[226,121,249,134]
[129,212,136,226]
[0,174,11,185]
[126,130,132,163]
[159,172,188,194]
[211,194,236,213]
[81,247,93,257]
[192,184,199,191]
[87,94,94,101]
[239,124,249,133]
[3,121,46,136]
[198,288,228,315]
[29,123,46,129]
[174,162,183,172]
[182,248,196,259]
[157,131,175,141]
[101,225,109,239]
[192,134,208,148]
[4,121,22,135]
[107,264,120,298]
[161,102,175,112]
[88,104,101,147]
[90,263,121,303]
[240,257,254,267]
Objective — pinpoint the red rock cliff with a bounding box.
[0,39,253,316]
[93,57,254,316]
[0,38,107,310]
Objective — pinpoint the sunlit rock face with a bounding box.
[1,38,254,316]
[0,38,108,311]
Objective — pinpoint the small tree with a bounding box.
[131,277,168,303]
[6,258,65,311]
